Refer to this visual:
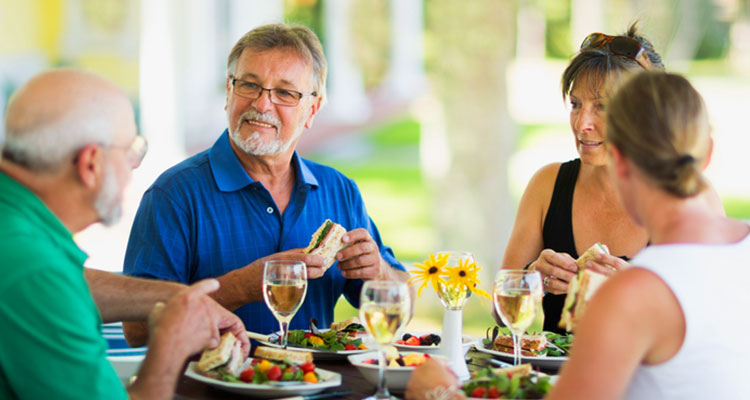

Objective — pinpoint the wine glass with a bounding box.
[262,260,308,348]
[493,269,543,365]
[436,251,475,309]
[359,280,411,400]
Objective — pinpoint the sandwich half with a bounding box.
[492,333,547,356]
[304,219,348,271]
[559,243,610,332]
[197,332,245,376]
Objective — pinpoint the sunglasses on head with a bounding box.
[580,32,652,70]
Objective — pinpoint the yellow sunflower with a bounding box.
[408,253,449,296]
[444,258,491,300]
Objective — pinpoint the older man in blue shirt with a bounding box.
[123,23,408,344]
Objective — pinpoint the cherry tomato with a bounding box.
[239,368,255,383]
[470,386,487,398]
[487,386,500,398]
[300,361,316,374]
[266,365,282,381]
[344,344,356,350]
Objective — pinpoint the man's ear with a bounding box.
[74,144,104,190]
[303,96,322,130]
[224,77,232,111]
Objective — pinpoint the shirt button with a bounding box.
[266,207,274,214]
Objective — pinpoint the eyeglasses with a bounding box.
[580,32,652,70]
[230,77,316,107]
[108,135,148,169]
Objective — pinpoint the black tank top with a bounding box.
[541,159,580,334]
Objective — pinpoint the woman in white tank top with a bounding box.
[547,72,750,399]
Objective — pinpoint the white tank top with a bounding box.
[623,232,750,400]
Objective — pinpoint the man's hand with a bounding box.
[528,249,578,295]
[250,249,327,279]
[406,358,461,400]
[148,279,230,358]
[336,228,388,280]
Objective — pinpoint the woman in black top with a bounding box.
[499,24,724,333]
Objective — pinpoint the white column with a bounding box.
[571,0,604,52]
[323,0,370,122]
[383,0,427,99]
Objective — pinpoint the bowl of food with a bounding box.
[348,349,441,392]
[393,332,476,355]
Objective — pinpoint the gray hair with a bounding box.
[2,98,114,172]
[226,23,327,106]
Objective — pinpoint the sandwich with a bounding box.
[330,316,365,334]
[254,345,314,364]
[492,333,547,357]
[559,243,611,332]
[304,219,349,271]
[197,332,245,376]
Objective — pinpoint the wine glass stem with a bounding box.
[279,320,289,349]
[512,332,521,366]
[376,346,390,398]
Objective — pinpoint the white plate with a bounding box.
[348,351,445,392]
[184,361,341,398]
[474,343,567,370]
[255,330,374,361]
[392,332,476,355]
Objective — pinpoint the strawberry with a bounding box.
[266,365,282,381]
[405,336,421,346]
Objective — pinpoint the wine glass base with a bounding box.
[361,395,398,400]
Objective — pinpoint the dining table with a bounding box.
[174,348,558,399]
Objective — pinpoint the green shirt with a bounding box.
[0,172,127,400]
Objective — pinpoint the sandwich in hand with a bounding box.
[197,332,245,377]
[304,219,349,271]
[559,242,610,332]
[492,333,547,357]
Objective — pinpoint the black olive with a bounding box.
[402,333,413,340]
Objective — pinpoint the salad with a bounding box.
[204,358,320,384]
[461,367,553,399]
[286,329,368,351]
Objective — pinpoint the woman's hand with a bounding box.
[528,249,578,295]
[584,253,630,276]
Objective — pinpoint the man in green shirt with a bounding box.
[0,69,248,399]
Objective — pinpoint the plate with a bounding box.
[392,332,476,356]
[253,330,374,361]
[184,361,341,398]
[474,343,567,370]
[348,351,445,392]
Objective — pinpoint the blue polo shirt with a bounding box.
[124,130,403,333]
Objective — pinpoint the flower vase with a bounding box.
[438,308,470,381]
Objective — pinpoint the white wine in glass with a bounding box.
[263,260,308,348]
[359,280,410,400]
[493,270,542,365]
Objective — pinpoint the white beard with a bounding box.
[229,110,304,156]
[94,162,123,227]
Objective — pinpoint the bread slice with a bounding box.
[197,332,238,372]
[493,333,547,352]
[491,363,532,377]
[254,346,313,364]
[304,219,348,271]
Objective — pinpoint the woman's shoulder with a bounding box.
[524,162,564,195]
